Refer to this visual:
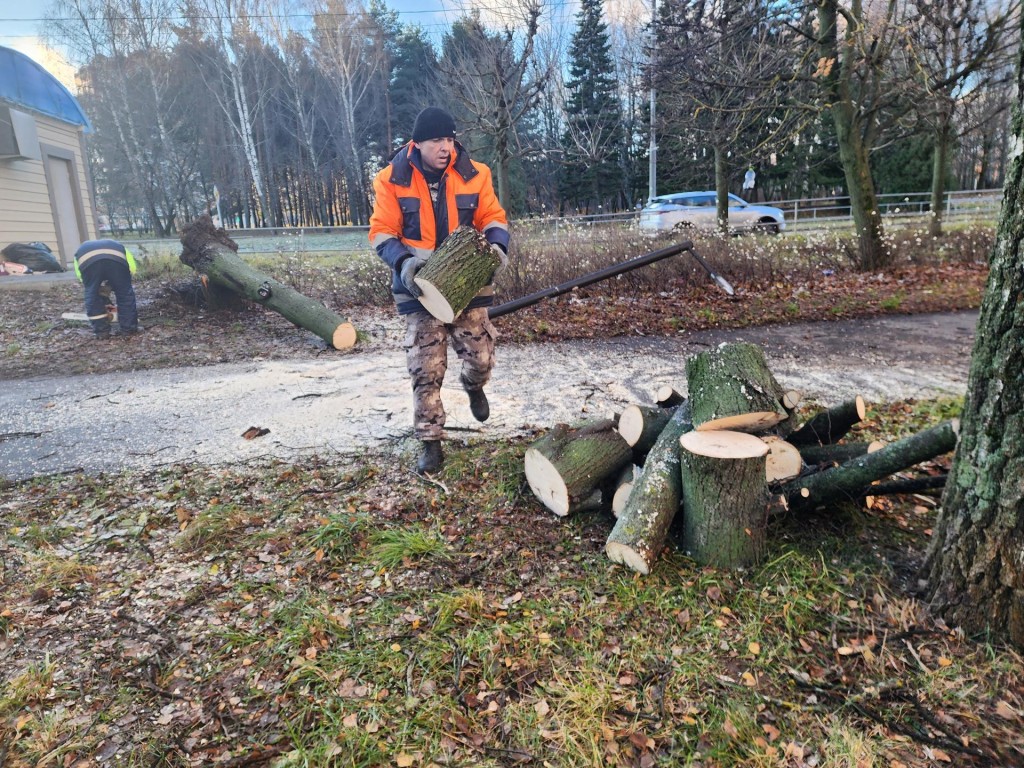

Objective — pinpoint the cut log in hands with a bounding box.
[179,215,357,349]
[414,226,501,323]
[523,341,961,574]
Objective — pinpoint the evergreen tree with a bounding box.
[560,0,625,213]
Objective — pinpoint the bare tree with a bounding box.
[902,0,1020,236]
[440,2,549,211]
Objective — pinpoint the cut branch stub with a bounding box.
[685,342,788,432]
[655,386,686,408]
[524,419,631,517]
[787,397,867,447]
[414,227,501,323]
[178,216,357,349]
[606,404,694,575]
[678,430,770,568]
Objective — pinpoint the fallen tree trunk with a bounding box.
[606,404,694,574]
[781,420,959,509]
[180,216,357,349]
[686,343,789,432]
[525,418,631,517]
[679,430,770,568]
[414,227,500,323]
[787,397,866,447]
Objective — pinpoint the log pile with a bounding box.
[524,341,958,574]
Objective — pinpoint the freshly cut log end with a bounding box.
[762,436,802,482]
[611,464,640,517]
[787,396,868,447]
[605,541,653,575]
[680,429,770,459]
[414,279,456,324]
[618,406,645,447]
[332,323,358,350]
[782,390,803,410]
[618,404,677,451]
[524,448,570,516]
[694,411,786,433]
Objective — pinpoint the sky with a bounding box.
[0,0,645,90]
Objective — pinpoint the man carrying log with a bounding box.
[369,106,510,473]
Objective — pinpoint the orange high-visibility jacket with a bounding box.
[369,141,509,314]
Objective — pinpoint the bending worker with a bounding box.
[73,238,140,339]
[369,106,510,473]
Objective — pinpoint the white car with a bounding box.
[639,191,786,234]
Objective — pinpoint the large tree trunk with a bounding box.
[525,418,631,517]
[679,430,770,568]
[179,216,357,350]
[924,41,1024,646]
[606,405,694,574]
[817,0,890,271]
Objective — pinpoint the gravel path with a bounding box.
[1,311,977,481]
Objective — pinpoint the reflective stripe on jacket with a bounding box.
[73,239,137,282]
[369,142,509,315]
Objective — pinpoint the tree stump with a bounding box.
[606,405,694,574]
[524,419,631,517]
[686,342,789,432]
[679,430,770,568]
[179,216,357,349]
[414,226,501,323]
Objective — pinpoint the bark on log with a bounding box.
[798,440,884,467]
[686,342,789,432]
[619,404,679,453]
[787,397,866,447]
[606,405,694,574]
[655,386,686,408]
[678,430,770,568]
[179,216,357,349]
[524,418,631,517]
[858,474,947,497]
[781,420,959,509]
[762,436,803,482]
[414,227,501,323]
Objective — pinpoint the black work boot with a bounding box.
[417,440,444,473]
[461,376,490,422]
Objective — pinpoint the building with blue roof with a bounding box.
[1,45,98,268]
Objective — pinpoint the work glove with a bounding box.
[489,243,508,283]
[399,255,428,297]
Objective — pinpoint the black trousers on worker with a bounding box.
[81,258,138,337]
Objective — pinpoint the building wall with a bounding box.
[0,107,96,265]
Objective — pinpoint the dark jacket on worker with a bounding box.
[369,141,509,315]
[73,238,138,279]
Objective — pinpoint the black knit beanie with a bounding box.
[412,107,457,142]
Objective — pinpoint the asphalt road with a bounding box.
[0,311,978,482]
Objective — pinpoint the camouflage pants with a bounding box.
[404,307,497,441]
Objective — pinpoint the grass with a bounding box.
[1,406,1021,767]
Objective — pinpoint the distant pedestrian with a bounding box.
[73,238,140,339]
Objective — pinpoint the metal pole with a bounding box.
[648,0,658,202]
[488,241,693,319]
